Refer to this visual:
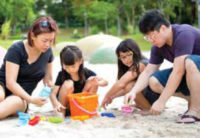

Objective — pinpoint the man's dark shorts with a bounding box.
[142,55,200,105]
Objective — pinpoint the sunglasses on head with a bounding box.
[39,20,50,28]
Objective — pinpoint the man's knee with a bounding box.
[185,58,198,73]
[149,76,163,93]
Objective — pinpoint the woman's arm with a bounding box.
[43,62,54,87]
[6,61,47,106]
[6,61,32,102]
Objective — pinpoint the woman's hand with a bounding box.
[30,97,48,106]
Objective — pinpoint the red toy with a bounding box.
[29,116,40,126]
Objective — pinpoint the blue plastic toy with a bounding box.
[17,111,31,126]
[101,112,116,118]
[39,85,52,98]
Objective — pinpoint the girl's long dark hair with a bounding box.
[60,45,85,84]
[116,39,146,79]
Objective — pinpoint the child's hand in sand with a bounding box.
[54,103,66,112]
[101,96,113,110]
[31,97,48,106]
[124,91,136,105]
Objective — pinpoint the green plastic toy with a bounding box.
[48,117,64,123]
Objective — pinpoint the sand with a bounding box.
[0,52,199,138]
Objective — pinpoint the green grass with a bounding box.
[0,27,151,51]
[120,33,151,51]
[56,27,84,43]
[0,40,15,49]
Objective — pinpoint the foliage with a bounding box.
[72,29,82,38]
[1,20,11,40]
[89,26,100,34]
[0,0,36,34]
[109,26,118,36]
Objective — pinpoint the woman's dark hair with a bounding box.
[60,45,85,84]
[27,16,58,47]
[116,39,146,79]
[139,9,170,34]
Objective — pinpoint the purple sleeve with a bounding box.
[174,31,195,57]
[149,46,164,64]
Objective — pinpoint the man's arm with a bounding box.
[124,63,160,104]
[150,55,187,115]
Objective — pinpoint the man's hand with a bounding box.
[150,99,165,115]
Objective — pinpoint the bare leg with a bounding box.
[179,58,200,122]
[0,95,27,119]
[134,93,151,110]
[58,80,74,116]
[149,76,164,94]
[149,76,190,110]
[0,85,5,102]
[149,76,190,102]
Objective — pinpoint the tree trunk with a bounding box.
[104,18,108,34]
[84,12,88,36]
[117,15,121,36]
[65,17,69,28]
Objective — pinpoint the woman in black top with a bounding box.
[50,45,108,117]
[102,39,151,110]
[0,16,58,119]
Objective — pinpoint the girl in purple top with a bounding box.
[125,9,200,123]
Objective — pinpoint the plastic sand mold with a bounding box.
[48,117,64,123]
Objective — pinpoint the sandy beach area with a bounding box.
[0,52,199,138]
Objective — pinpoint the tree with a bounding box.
[0,0,35,34]
[87,1,117,33]
[72,0,93,36]
[1,20,11,40]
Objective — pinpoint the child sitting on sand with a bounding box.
[101,39,151,110]
[50,45,108,117]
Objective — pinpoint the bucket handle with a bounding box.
[72,98,97,115]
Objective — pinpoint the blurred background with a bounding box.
[0,0,199,63]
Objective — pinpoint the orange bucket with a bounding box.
[68,92,98,117]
